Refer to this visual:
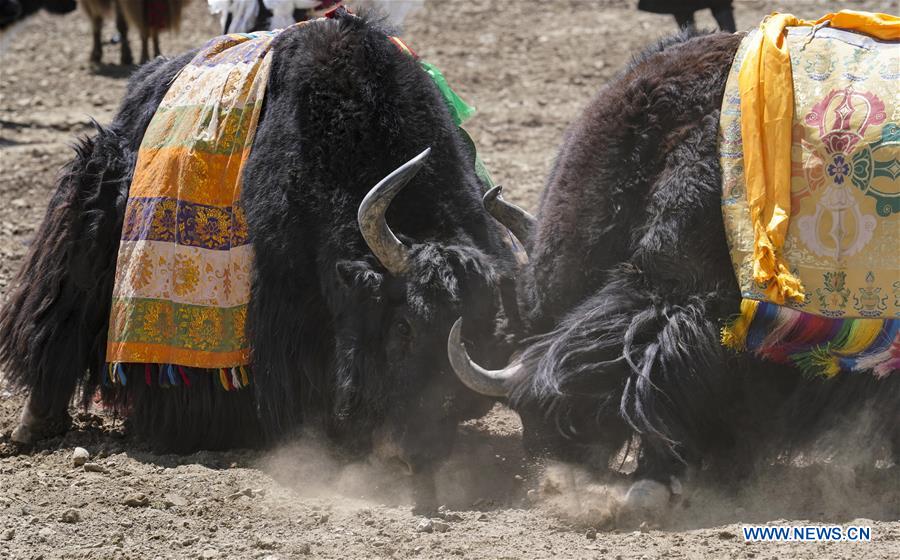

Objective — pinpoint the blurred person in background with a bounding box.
[209,0,423,34]
[638,0,736,32]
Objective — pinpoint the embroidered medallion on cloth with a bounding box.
[720,22,899,376]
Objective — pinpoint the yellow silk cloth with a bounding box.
[737,10,900,304]
[721,23,899,319]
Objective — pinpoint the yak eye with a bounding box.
[396,319,412,337]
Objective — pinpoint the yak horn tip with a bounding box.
[483,185,503,204]
[408,147,432,168]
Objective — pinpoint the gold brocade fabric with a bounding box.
[735,11,900,303]
[721,26,900,319]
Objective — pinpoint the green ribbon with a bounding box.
[420,60,477,126]
[458,127,495,189]
[421,57,524,257]
[420,60,494,189]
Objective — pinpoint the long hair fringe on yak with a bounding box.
[449,27,899,489]
[0,9,516,473]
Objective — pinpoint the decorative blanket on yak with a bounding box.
[720,11,899,377]
[106,29,279,390]
[105,20,496,390]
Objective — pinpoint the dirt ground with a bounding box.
[0,1,897,559]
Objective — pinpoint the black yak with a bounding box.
[449,29,900,520]
[0,0,76,30]
[0,10,516,511]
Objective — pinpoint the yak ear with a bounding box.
[335,260,384,294]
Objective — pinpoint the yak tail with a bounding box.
[512,272,730,460]
[0,125,128,418]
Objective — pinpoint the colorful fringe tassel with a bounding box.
[104,363,251,391]
[722,300,899,377]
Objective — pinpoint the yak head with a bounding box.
[328,149,506,477]
[442,191,628,466]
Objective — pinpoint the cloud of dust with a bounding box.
[665,404,897,529]
[255,409,532,511]
[532,462,627,529]
[528,406,899,530]
[253,403,897,528]
[258,433,415,508]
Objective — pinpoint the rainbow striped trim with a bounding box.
[104,362,251,391]
[722,300,899,377]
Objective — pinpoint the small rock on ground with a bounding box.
[416,519,433,533]
[72,447,89,467]
[164,493,189,507]
[123,492,149,507]
[60,509,80,523]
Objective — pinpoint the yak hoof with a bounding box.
[618,479,671,527]
[411,471,439,517]
[10,404,70,445]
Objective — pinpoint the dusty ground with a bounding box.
[0,0,897,558]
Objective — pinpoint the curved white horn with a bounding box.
[358,148,431,275]
[447,318,520,398]
[483,185,535,249]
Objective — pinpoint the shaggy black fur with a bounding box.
[507,29,900,484]
[242,13,513,468]
[0,11,515,483]
[0,0,78,31]
[0,0,75,29]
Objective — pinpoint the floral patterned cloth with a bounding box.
[107,29,283,369]
[106,17,501,379]
[721,25,899,320]
[719,25,898,376]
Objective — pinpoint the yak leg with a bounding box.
[10,395,72,445]
[411,466,438,516]
[0,126,129,445]
[114,1,133,65]
[619,443,687,527]
[151,30,160,58]
[138,28,149,64]
[89,15,103,63]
